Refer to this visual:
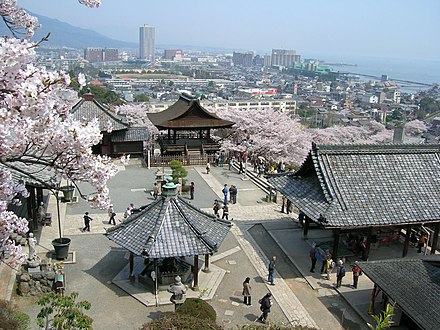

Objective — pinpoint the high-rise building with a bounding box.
[271,49,300,68]
[232,52,253,67]
[139,24,155,61]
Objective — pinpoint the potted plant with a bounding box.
[52,190,71,260]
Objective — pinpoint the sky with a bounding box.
[18,0,440,61]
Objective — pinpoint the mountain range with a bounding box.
[0,12,137,50]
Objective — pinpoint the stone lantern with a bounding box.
[168,275,187,311]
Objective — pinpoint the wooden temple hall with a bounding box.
[105,177,232,299]
[268,143,440,261]
[148,94,234,156]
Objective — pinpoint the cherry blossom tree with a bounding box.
[212,107,312,165]
[404,119,427,136]
[309,121,393,145]
[0,1,116,266]
[213,107,394,167]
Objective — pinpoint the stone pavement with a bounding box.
[196,166,318,329]
[5,159,378,329]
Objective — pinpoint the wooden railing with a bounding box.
[150,154,216,166]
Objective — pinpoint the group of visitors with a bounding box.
[280,195,292,214]
[309,243,363,289]
[82,202,136,232]
[212,199,229,220]
[238,256,277,324]
[222,184,238,205]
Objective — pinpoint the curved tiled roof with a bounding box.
[148,94,235,130]
[105,195,232,258]
[359,257,440,330]
[269,144,440,228]
[71,97,128,131]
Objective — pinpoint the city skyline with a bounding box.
[18,0,440,62]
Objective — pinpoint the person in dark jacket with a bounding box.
[256,292,272,324]
[82,212,93,232]
[222,204,229,220]
[267,256,276,285]
[336,260,346,288]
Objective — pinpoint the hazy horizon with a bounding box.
[18,0,440,62]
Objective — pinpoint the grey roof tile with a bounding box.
[105,196,231,258]
[110,127,149,142]
[268,144,440,228]
[359,257,440,330]
[71,98,128,131]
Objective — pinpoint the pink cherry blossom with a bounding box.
[0,1,115,267]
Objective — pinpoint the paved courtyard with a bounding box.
[11,159,402,329]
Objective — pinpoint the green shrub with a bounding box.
[140,312,219,330]
[0,300,30,330]
[169,160,188,186]
[176,298,216,322]
[36,292,92,330]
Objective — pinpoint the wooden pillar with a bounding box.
[368,284,378,315]
[303,216,310,237]
[364,227,373,261]
[129,252,134,278]
[402,225,412,257]
[27,185,36,232]
[203,254,210,273]
[332,228,340,259]
[168,129,171,140]
[431,223,440,255]
[153,259,158,295]
[173,130,177,144]
[36,187,43,205]
[207,129,211,139]
[193,255,199,290]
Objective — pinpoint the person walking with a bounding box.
[190,182,195,200]
[222,184,228,205]
[222,204,229,220]
[153,182,159,200]
[213,200,220,217]
[281,195,286,213]
[231,185,238,204]
[228,157,233,171]
[206,162,211,174]
[315,246,326,274]
[108,204,116,225]
[123,207,132,219]
[267,256,276,285]
[351,261,362,289]
[256,292,272,324]
[309,244,317,272]
[242,277,252,306]
[325,255,335,280]
[286,199,292,214]
[417,234,427,253]
[82,212,93,232]
[336,260,346,288]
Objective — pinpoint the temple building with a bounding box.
[71,92,148,156]
[148,93,234,157]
